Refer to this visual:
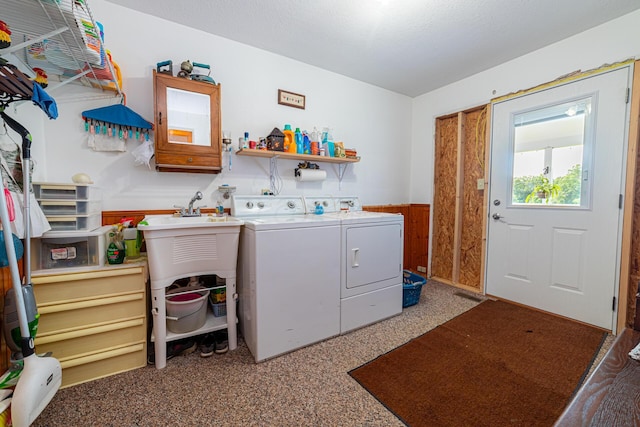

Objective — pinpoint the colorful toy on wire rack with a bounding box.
[31,67,48,89]
[0,21,11,49]
[81,50,122,91]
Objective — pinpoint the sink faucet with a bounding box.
[175,191,205,217]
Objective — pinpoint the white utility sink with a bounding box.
[138,214,243,230]
[138,213,244,369]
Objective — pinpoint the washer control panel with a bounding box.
[231,195,305,217]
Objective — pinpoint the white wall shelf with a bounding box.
[236,148,360,164]
[236,148,360,190]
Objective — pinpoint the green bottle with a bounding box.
[107,231,125,264]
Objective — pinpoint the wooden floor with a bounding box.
[555,328,640,426]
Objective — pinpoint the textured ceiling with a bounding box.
[105,0,640,97]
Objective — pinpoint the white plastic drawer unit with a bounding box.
[33,182,101,201]
[38,199,101,215]
[46,213,101,232]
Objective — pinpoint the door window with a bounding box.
[510,97,593,207]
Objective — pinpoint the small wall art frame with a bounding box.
[278,89,305,109]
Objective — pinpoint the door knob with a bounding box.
[492,213,502,220]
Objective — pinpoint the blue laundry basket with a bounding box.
[402,270,427,308]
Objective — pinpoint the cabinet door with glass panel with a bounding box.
[153,70,222,173]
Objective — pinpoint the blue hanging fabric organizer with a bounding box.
[81,103,152,142]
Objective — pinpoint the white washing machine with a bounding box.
[231,195,341,362]
[305,196,404,333]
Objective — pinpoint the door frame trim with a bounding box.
[618,60,640,332]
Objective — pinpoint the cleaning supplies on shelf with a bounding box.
[303,131,311,155]
[295,127,303,154]
[123,227,140,258]
[322,127,335,157]
[106,226,125,264]
[283,124,295,153]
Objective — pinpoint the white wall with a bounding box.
[411,9,640,204]
[5,0,412,211]
[6,5,640,213]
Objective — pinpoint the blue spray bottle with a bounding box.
[294,128,303,154]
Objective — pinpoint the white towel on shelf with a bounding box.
[628,341,640,361]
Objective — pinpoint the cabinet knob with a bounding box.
[187,157,193,163]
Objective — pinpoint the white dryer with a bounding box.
[304,197,404,333]
[231,195,341,362]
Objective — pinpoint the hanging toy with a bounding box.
[31,67,48,89]
[0,21,11,49]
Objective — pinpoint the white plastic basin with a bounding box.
[138,214,243,230]
[138,214,244,289]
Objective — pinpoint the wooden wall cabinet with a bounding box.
[153,70,222,173]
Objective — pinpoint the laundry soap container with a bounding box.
[165,285,210,333]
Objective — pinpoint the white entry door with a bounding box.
[486,66,632,330]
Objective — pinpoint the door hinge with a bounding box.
[619,194,623,209]
[612,296,617,311]
[626,87,631,104]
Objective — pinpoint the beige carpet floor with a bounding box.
[32,281,613,427]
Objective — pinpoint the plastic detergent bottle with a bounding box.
[106,228,125,264]
[311,127,321,155]
[295,127,303,154]
[322,127,335,157]
[303,132,311,154]
[283,124,294,152]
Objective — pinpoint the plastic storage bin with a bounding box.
[46,212,101,232]
[209,294,227,317]
[402,270,427,308]
[33,183,101,201]
[37,199,101,215]
[31,226,111,270]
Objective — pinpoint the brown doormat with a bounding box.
[349,299,606,427]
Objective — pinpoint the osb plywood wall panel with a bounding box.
[431,115,458,281]
[459,108,487,289]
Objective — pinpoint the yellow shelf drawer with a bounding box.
[37,292,145,335]
[33,266,145,305]
[59,343,146,389]
[35,318,146,361]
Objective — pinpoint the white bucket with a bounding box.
[166,285,209,333]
